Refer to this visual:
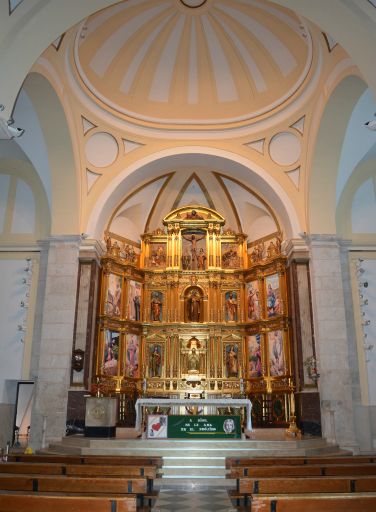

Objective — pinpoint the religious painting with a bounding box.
[225,291,238,322]
[224,343,239,378]
[148,343,162,378]
[246,280,261,321]
[125,333,140,378]
[268,330,286,376]
[181,229,206,270]
[119,242,138,264]
[150,291,163,322]
[247,334,263,378]
[128,280,142,321]
[148,242,166,268]
[102,330,120,376]
[265,273,282,317]
[221,243,240,269]
[105,273,122,317]
[248,240,266,264]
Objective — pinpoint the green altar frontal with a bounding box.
[167,415,241,439]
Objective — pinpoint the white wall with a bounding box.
[0,256,36,404]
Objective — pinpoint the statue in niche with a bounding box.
[150,291,163,322]
[225,291,238,322]
[226,344,239,378]
[187,347,201,373]
[149,344,162,378]
[187,289,202,322]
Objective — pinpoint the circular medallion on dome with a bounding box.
[85,132,118,168]
[269,132,301,166]
[74,0,313,128]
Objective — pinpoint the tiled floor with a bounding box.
[152,487,236,511]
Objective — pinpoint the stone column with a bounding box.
[286,239,321,435]
[29,236,80,449]
[308,235,358,451]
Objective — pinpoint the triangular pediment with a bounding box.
[164,205,225,224]
[145,333,166,342]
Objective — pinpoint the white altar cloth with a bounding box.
[135,398,252,431]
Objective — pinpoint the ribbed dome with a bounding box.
[74,0,312,126]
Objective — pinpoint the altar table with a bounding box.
[135,398,252,431]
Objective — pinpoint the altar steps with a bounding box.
[41,431,347,486]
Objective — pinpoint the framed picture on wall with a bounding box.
[105,273,123,317]
[128,280,142,321]
[247,334,263,378]
[245,280,261,321]
[221,243,240,269]
[265,273,282,317]
[148,243,167,268]
[125,333,140,378]
[102,329,120,376]
[267,329,286,376]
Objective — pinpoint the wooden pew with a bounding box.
[249,494,376,512]
[0,474,147,494]
[229,463,376,478]
[226,455,376,469]
[0,461,158,479]
[0,492,137,512]
[238,475,376,495]
[7,454,163,468]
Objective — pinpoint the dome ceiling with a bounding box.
[74,0,313,127]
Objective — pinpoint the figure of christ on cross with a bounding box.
[182,232,206,270]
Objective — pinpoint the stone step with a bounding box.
[163,456,225,467]
[162,466,227,477]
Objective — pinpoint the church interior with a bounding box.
[0,0,376,508]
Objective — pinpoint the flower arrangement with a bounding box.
[303,355,320,382]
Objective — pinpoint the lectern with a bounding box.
[84,396,117,437]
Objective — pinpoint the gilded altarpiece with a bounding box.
[95,207,293,426]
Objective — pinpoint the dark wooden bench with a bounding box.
[229,475,376,506]
[7,454,163,468]
[229,463,376,478]
[0,461,159,479]
[226,455,376,468]
[0,492,137,512]
[238,475,376,494]
[248,493,376,512]
[0,474,148,494]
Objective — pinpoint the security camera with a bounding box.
[365,120,376,131]
[7,125,25,138]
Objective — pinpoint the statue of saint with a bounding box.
[187,291,201,322]
[150,345,161,377]
[188,347,200,373]
[226,345,239,378]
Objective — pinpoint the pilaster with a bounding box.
[308,235,358,451]
[29,236,81,449]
